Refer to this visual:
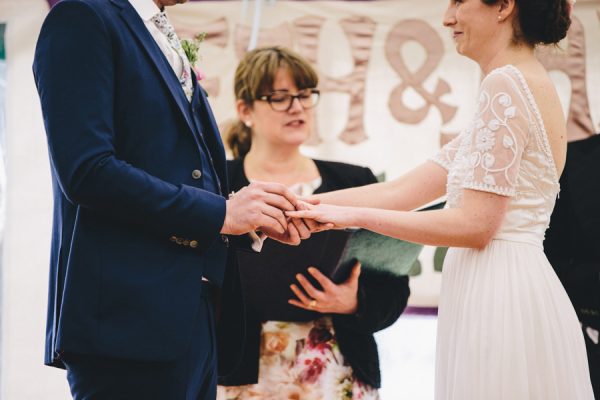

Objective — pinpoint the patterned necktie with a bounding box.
[151,11,193,102]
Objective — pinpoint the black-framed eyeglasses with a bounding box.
[257,89,320,112]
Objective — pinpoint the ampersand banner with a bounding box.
[294,15,376,145]
[386,19,457,126]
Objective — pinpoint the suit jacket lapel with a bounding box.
[194,81,228,193]
[111,0,195,135]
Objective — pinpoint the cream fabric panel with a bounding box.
[169,1,600,307]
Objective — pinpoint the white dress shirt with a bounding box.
[128,0,185,80]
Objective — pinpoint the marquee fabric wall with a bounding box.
[0,0,598,399]
[167,0,600,307]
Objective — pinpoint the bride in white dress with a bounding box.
[287,0,595,398]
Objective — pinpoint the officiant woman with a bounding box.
[216,46,410,400]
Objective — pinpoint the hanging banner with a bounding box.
[169,1,600,306]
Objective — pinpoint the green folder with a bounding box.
[339,228,423,276]
[338,200,445,277]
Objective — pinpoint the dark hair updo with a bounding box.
[483,0,571,46]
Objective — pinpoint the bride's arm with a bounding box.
[293,189,510,249]
[356,190,509,248]
[315,160,448,211]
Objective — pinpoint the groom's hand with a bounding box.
[220,181,299,237]
[259,222,302,246]
[262,199,320,244]
[292,200,333,233]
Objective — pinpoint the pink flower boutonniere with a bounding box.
[181,32,207,81]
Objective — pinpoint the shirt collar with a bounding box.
[128,0,162,22]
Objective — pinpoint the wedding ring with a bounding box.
[308,299,318,309]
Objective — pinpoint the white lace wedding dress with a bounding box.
[432,65,595,400]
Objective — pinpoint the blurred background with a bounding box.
[0,0,598,398]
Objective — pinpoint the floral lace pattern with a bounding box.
[433,65,558,209]
[217,317,379,400]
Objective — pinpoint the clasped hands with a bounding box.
[219,181,360,315]
[220,181,339,245]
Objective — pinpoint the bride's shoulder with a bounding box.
[481,65,524,91]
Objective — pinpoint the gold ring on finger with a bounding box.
[308,299,318,309]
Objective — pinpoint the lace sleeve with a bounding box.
[431,133,464,171]
[461,70,531,197]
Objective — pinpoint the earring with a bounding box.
[497,15,502,21]
[244,121,252,128]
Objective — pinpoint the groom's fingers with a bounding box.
[261,192,297,212]
[260,226,298,245]
[290,217,311,240]
[253,182,298,209]
[260,205,290,233]
[286,221,301,245]
[256,213,286,235]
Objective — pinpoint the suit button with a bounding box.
[189,240,199,248]
[192,170,202,179]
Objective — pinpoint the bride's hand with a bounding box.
[286,203,357,230]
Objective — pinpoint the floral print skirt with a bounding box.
[217,317,379,400]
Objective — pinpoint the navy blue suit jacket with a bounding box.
[33,0,243,371]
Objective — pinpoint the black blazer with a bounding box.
[544,134,600,330]
[219,158,411,388]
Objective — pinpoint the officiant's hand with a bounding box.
[288,262,361,315]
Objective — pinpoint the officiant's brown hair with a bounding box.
[225,46,319,159]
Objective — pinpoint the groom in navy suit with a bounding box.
[33,0,309,398]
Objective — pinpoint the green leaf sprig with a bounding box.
[181,32,207,66]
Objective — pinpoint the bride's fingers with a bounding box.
[298,195,320,205]
[314,222,335,231]
[294,201,315,211]
[285,211,336,232]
